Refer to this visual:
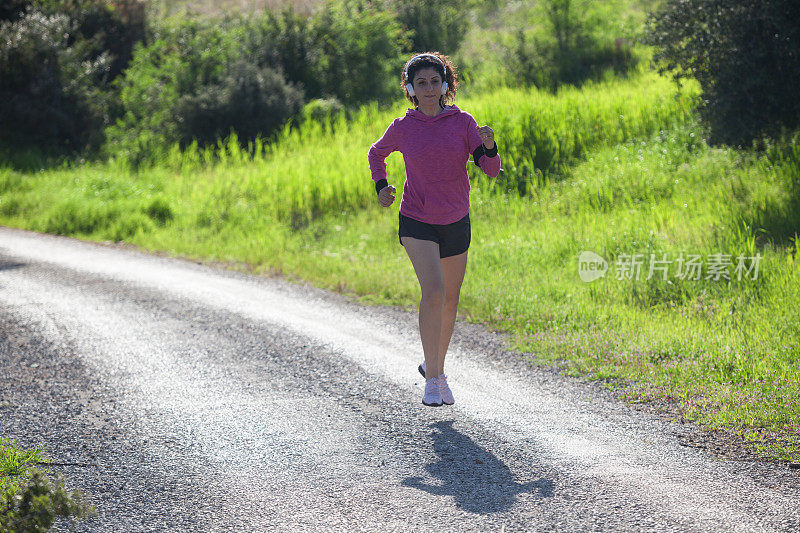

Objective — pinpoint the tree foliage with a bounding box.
[644,0,800,147]
[507,0,638,91]
[0,0,146,153]
[105,0,408,164]
[379,0,469,55]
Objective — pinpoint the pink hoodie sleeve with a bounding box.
[368,119,399,188]
[466,114,501,178]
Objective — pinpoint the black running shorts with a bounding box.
[398,211,471,258]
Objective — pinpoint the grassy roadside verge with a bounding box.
[0,435,96,530]
[1,71,798,463]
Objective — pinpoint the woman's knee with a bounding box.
[443,292,460,308]
[421,285,445,307]
[419,261,445,304]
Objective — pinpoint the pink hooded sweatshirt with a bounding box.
[367,104,501,225]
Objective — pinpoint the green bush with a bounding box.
[0,10,104,152]
[107,1,409,164]
[306,0,409,106]
[0,1,146,155]
[174,59,303,149]
[506,0,639,91]
[245,5,322,101]
[0,469,96,532]
[643,0,800,148]
[105,14,305,164]
[378,0,469,54]
[201,1,409,107]
[35,0,147,80]
[104,15,248,163]
[295,97,346,132]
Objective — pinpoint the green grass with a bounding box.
[1,69,798,462]
[0,435,96,528]
[2,68,692,235]
[0,436,46,499]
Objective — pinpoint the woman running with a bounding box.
[367,51,501,407]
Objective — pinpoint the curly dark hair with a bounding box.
[400,51,459,108]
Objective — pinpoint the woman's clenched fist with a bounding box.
[378,184,396,207]
[478,125,495,149]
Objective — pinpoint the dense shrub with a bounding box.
[505,0,638,91]
[245,5,322,101]
[0,0,31,22]
[174,59,303,148]
[509,29,635,91]
[377,0,469,54]
[0,0,146,154]
[643,0,800,148]
[245,1,409,105]
[0,10,105,152]
[305,0,409,106]
[35,0,147,80]
[104,16,244,161]
[105,15,303,163]
[0,469,96,532]
[107,1,409,164]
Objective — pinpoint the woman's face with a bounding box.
[412,67,444,100]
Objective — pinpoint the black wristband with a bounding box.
[471,144,485,167]
[375,178,388,195]
[472,143,498,167]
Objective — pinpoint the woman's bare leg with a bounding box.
[401,236,445,380]
[438,250,468,376]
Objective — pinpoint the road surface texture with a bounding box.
[0,226,797,532]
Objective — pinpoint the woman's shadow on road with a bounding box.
[401,420,554,514]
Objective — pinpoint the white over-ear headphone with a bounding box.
[404,54,448,98]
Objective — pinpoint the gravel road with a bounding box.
[0,226,798,532]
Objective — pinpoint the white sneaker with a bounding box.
[422,377,443,407]
[438,374,454,405]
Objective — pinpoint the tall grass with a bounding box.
[1,69,695,239]
[102,69,699,233]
